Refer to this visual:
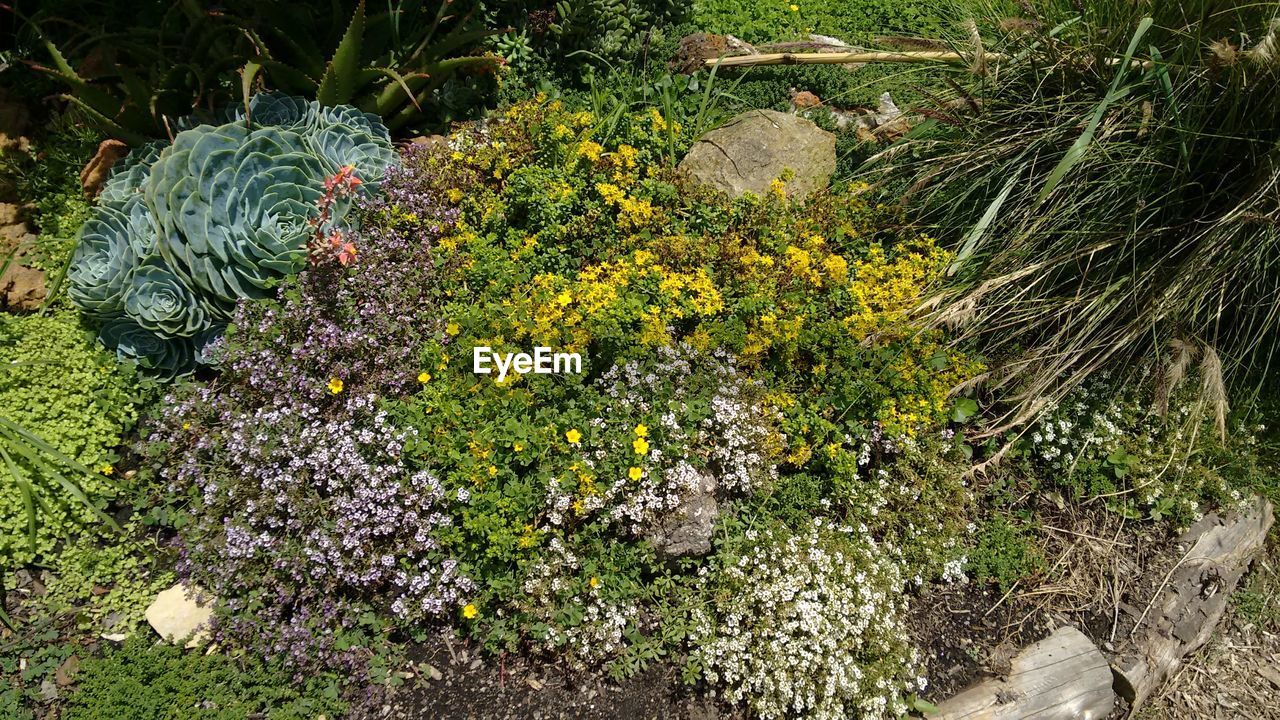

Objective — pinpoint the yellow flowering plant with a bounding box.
[418,102,980,444]
[381,98,984,686]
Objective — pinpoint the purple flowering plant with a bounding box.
[145,147,471,671]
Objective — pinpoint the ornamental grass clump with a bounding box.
[881,0,1280,429]
[68,93,395,376]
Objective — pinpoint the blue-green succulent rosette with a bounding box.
[122,258,213,338]
[66,199,146,319]
[67,93,397,376]
[99,318,194,379]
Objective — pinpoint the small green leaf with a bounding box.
[910,694,940,714]
[952,397,980,422]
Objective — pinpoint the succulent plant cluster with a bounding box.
[68,94,396,376]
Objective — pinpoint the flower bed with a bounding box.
[144,98,981,717]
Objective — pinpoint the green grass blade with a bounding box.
[1148,45,1189,168]
[950,169,1022,276]
[1037,17,1154,203]
[0,430,119,532]
[0,445,39,554]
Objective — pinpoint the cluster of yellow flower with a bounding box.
[480,250,726,353]
[423,98,982,442]
[845,242,949,340]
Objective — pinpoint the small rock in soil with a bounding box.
[1,262,47,311]
[146,582,215,648]
[645,468,719,558]
[54,655,80,686]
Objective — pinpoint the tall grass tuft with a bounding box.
[875,0,1280,433]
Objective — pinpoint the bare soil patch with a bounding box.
[371,633,732,720]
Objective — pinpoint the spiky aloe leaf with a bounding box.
[317,0,366,105]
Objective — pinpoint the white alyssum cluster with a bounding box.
[1027,382,1257,523]
[690,520,922,720]
[608,457,707,531]
[581,343,779,532]
[1031,389,1126,467]
[520,537,638,668]
[703,357,780,493]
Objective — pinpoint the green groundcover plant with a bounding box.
[62,635,346,720]
[693,0,951,45]
[0,311,140,567]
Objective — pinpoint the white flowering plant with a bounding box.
[688,520,926,720]
[1019,380,1261,525]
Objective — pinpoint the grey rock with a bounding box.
[678,109,835,201]
[646,470,719,558]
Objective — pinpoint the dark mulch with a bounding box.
[907,494,1188,705]
[366,633,733,720]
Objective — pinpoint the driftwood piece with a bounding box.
[703,50,1007,69]
[934,626,1115,719]
[80,139,130,197]
[1111,494,1274,713]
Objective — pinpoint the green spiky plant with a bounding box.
[15,0,505,141]
[873,0,1280,433]
[241,0,506,132]
[12,0,247,144]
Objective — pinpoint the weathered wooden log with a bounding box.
[702,50,1008,69]
[933,626,1116,719]
[1110,494,1274,714]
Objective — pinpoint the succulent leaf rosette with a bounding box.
[68,94,396,376]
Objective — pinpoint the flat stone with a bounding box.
[145,582,215,648]
[646,469,719,558]
[678,109,835,202]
